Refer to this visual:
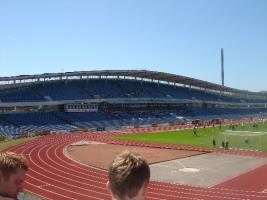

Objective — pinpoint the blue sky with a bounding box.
[0,0,266,91]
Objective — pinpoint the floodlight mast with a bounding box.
[221,48,224,86]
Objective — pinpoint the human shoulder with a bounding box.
[0,196,16,200]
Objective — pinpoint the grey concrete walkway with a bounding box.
[150,152,267,187]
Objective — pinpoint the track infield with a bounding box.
[66,142,205,170]
[67,142,267,188]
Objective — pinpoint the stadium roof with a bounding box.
[0,70,260,95]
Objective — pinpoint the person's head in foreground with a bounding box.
[0,152,29,199]
[107,150,150,200]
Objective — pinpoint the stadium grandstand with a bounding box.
[0,70,267,139]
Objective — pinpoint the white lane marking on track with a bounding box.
[38,142,108,194]
[38,183,51,188]
[11,141,75,200]
[25,180,74,200]
[56,142,106,175]
[62,144,107,172]
[28,142,107,199]
[46,142,107,184]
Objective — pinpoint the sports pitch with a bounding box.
[111,122,267,152]
[0,137,33,150]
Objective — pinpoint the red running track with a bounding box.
[214,163,267,192]
[5,133,267,200]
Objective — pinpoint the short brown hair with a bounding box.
[0,152,29,180]
[108,150,150,199]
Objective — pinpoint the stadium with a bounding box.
[1,70,267,200]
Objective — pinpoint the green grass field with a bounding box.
[111,122,267,152]
[0,137,34,150]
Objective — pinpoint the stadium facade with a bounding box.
[0,70,266,139]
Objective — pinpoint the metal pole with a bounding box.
[221,48,224,86]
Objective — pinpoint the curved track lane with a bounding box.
[5,134,267,200]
